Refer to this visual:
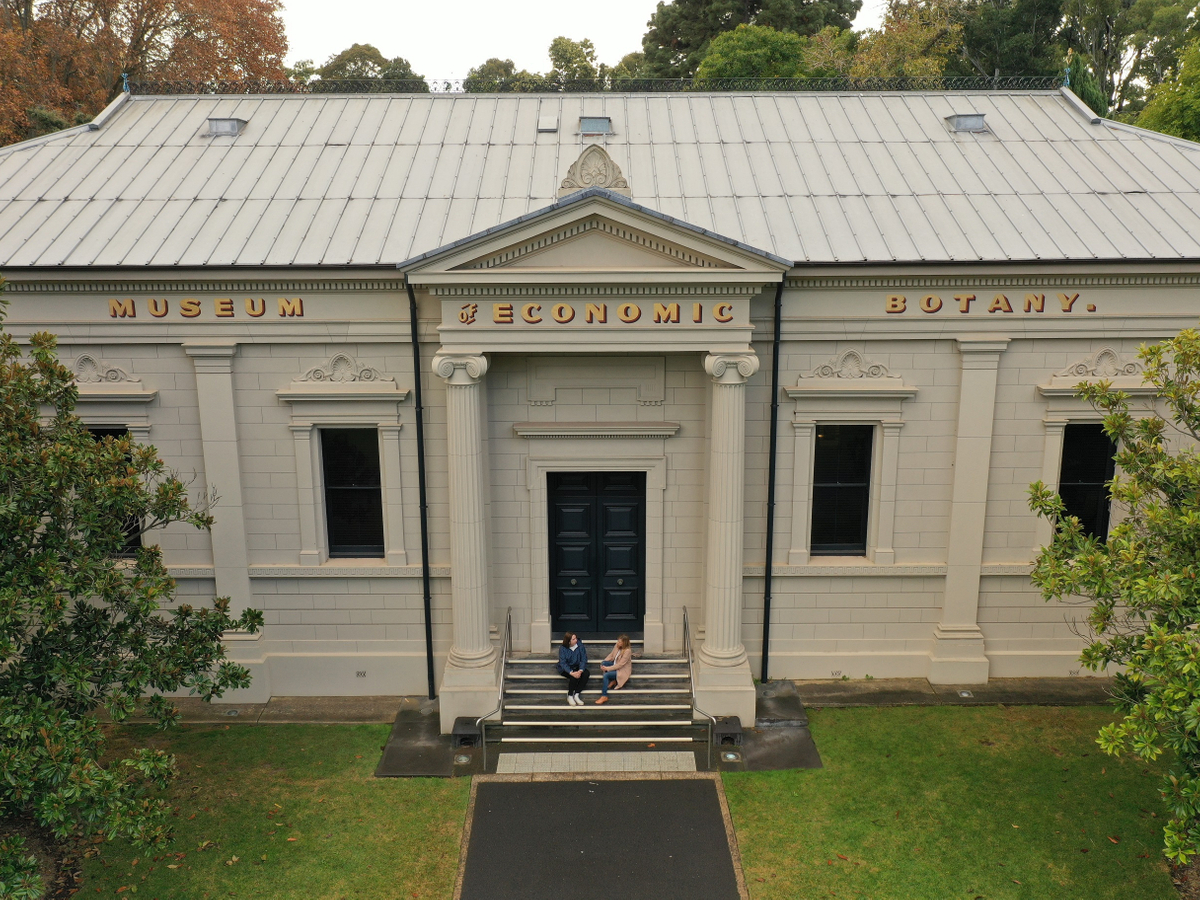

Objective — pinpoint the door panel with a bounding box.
[549,472,645,634]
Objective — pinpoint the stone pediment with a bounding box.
[455,216,728,271]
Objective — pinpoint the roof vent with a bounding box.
[206,117,247,137]
[579,116,613,135]
[946,113,987,133]
[537,111,559,133]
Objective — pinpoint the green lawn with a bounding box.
[79,706,1175,899]
[724,705,1176,899]
[79,723,469,899]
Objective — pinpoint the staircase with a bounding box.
[487,642,710,752]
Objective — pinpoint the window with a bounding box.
[811,425,873,556]
[579,116,612,135]
[87,427,142,557]
[1058,423,1116,540]
[321,428,385,557]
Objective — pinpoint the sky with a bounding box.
[280,0,887,80]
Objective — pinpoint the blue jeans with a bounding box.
[601,670,619,695]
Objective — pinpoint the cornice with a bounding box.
[514,421,681,439]
[6,280,406,294]
[785,273,1200,289]
[431,284,749,298]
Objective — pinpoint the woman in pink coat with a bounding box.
[595,634,633,704]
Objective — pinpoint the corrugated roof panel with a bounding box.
[270,98,326,147]
[759,194,802,259]
[527,143,562,201]
[468,196,504,237]
[294,197,348,264]
[1099,139,1170,192]
[268,145,323,199]
[324,144,371,199]
[791,142,834,195]
[861,195,915,260]
[1016,193,1091,258]
[729,96,766,144]
[464,97,495,143]
[148,200,219,266]
[1053,137,1133,193]
[784,195,829,260]
[451,144,488,199]
[1064,193,1145,256]
[670,141,707,199]
[1030,141,1093,193]
[412,100,451,146]
[665,96,697,143]
[5,200,88,266]
[346,196,400,264]
[889,195,948,261]
[860,142,911,196]
[205,197,265,265]
[963,193,1033,260]
[813,142,861,196]
[497,195,534,226]
[1131,192,1200,256]
[836,194,891,260]
[1086,192,1181,257]
[733,196,774,251]
[173,143,238,200]
[38,196,125,266]
[1003,141,1067,194]
[773,97,814,143]
[653,194,686,221]
[143,146,206,200]
[89,199,165,266]
[260,198,316,266]
[328,98,372,146]
[836,143,884,196]
[406,143,447,198]
[749,96,789,142]
[369,98,411,145]
[793,96,835,142]
[440,199,477,251]
[914,140,985,194]
[400,197,452,259]
[301,98,348,146]
[635,143,668,198]
[39,143,119,199]
[952,143,1017,195]
[912,95,960,142]
[942,194,1007,260]
[298,145,349,199]
[689,97,720,143]
[57,198,136,266]
[320,197,373,264]
[678,194,716,233]
[9,146,81,200]
[624,96,653,143]
[92,97,165,147]
[812,194,862,261]
[443,98,476,145]
[768,141,809,195]
[696,142,733,197]
[115,199,189,266]
[855,95,905,143]
[1141,139,1200,191]
[175,197,245,265]
[745,143,782,196]
[372,143,418,199]
[487,97,520,146]
[1006,94,1072,142]
[723,143,759,196]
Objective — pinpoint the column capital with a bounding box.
[184,342,238,374]
[433,353,488,385]
[704,352,759,384]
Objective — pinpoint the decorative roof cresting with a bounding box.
[559,145,630,198]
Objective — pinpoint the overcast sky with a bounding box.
[280,0,887,80]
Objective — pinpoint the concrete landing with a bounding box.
[495,750,696,774]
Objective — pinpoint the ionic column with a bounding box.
[699,352,759,672]
[433,353,496,671]
[930,337,1009,684]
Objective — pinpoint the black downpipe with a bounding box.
[761,279,785,684]
[406,277,437,700]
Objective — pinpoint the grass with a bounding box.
[77,706,1176,899]
[78,723,469,899]
[724,706,1177,899]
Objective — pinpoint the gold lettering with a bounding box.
[885,294,906,314]
[493,303,514,324]
[653,302,680,324]
[693,302,703,323]
[1024,293,1045,313]
[956,294,976,313]
[245,298,266,317]
[521,303,542,324]
[713,303,733,323]
[919,294,942,313]
[108,298,135,318]
[552,303,574,324]
[618,303,641,323]
[215,298,235,317]
[277,298,303,317]
[179,298,201,318]
[585,303,606,324]
[1058,292,1080,313]
[149,298,168,318]
[988,294,1014,313]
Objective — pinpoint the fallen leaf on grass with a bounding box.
[225,856,239,866]
[1108,836,1120,844]
[1080,848,1089,853]
[166,865,180,870]
[287,837,298,842]
[836,854,848,860]
[1012,879,1022,885]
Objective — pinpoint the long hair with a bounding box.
[561,631,577,648]
[617,634,631,650]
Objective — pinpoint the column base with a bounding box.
[530,619,551,653]
[693,657,757,727]
[438,658,501,734]
[928,624,990,684]
[643,618,664,654]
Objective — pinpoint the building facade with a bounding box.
[2,87,1198,730]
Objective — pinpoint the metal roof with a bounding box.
[1,89,1199,269]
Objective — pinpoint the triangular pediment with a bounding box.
[401,189,791,287]
[454,216,731,271]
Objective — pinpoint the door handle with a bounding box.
[617,579,624,585]
[570,579,577,586]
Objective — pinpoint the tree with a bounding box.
[462,57,548,92]
[1138,38,1200,141]
[1067,48,1109,116]
[695,24,808,81]
[0,279,263,895]
[954,0,1064,78]
[1029,326,1200,864]
[285,58,316,85]
[547,36,601,90]
[850,0,964,77]
[800,25,857,76]
[315,43,428,91]
[641,0,862,78]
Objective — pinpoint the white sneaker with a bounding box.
[567,695,575,706]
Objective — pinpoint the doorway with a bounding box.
[548,471,646,636]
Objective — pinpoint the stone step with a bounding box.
[505,703,692,711]
[503,687,690,695]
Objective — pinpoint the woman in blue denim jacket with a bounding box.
[557,632,589,706]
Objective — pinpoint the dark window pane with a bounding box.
[87,427,141,557]
[1059,423,1117,540]
[321,429,384,557]
[811,425,873,555]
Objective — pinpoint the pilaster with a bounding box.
[184,343,254,621]
[930,337,1009,684]
[433,352,499,732]
[694,352,759,726]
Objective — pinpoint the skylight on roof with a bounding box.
[206,117,247,137]
[579,116,613,135]
[945,113,987,133]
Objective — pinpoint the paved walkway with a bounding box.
[495,750,696,774]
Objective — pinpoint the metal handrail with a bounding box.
[475,607,512,772]
[683,607,716,771]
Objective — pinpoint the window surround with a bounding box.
[1034,347,1155,551]
[276,354,409,566]
[785,351,917,566]
[70,352,156,440]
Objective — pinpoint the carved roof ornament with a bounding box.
[558,145,630,198]
[297,352,394,385]
[800,349,899,381]
[73,353,139,384]
[1055,347,1143,379]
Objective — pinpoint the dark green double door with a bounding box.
[549,472,645,636]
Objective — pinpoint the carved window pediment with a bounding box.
[1039,347,1151,398]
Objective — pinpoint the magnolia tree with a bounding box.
[1030,326,1200,863]
[0,283,261,897]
